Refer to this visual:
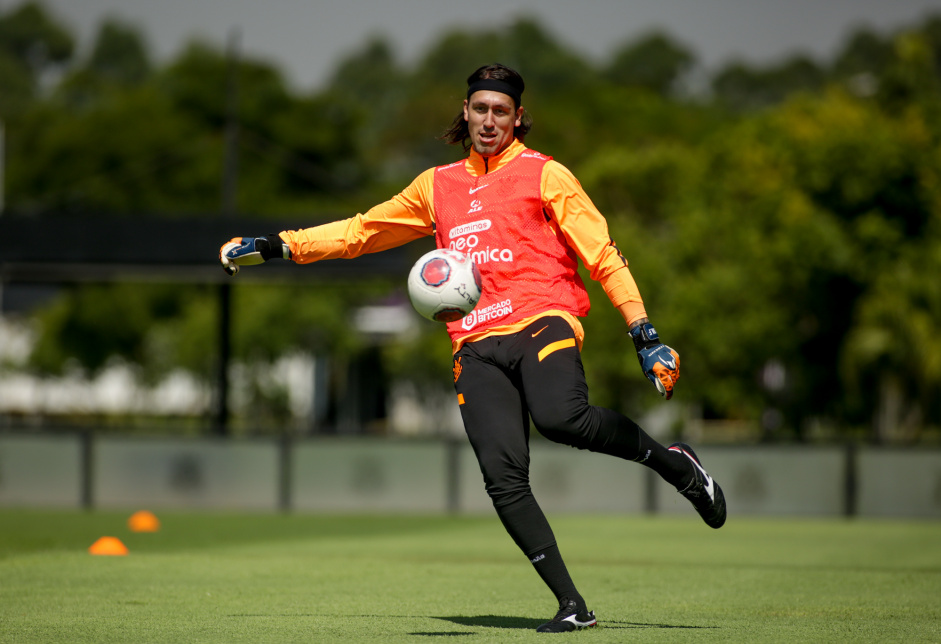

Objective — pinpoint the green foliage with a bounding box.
[831,27,894,81]
[267,92,368,195]
[711,55,828,111]
[28,283,209,377]
[327,37,403,108]
[157,39,294,144]
[0,1,73,117]
[0,49,33,115]
[0,1,73,71]
[841,245,941,438]
[10,86,221,214]
[580,85,941,435]
[87,18,151,86]
[605,30,696,96]
[230,282,389,361]
[877,32,941,113]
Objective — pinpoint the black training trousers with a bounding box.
[453,315,652,557]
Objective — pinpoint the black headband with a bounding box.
[466,79,522,108]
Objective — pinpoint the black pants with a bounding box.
[453,315,654,558]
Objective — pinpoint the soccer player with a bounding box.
[220,63,726,633]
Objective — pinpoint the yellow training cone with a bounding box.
[88,536,129,556]
[128,510,161,533]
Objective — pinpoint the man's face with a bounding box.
[463,90,523,157]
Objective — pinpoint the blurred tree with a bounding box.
[831,26,893,97]
[28,283,208,377]
[0,49,33,116]
[500,18,597,95]
[228,280,403,432]
[916,13,941,69]
[604,30,696,96]
[8,87,220,215]
[711,54,827,110]
[876,31,941,113]
[841,247,941,443]
[0,0,74,116]
[581,85,941,440]
[413,27,507,89]
[265,91,366,199]
[159,40,291,134]
[316,37,405,191]
[87,18,151,86]
[0,1,73,77]
[48,21,151,120]
[327,36,403,108]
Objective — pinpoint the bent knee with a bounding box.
[531,393,592,431]
[533,414,592,448]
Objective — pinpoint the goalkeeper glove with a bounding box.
[629,321,680,400]
[219,234,291,275]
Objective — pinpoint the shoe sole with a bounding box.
[536,612,598,632]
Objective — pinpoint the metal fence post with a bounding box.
[80,431,94,510]
[844,442,858,517]
[446,438,461,514]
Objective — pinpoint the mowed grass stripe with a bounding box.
[1,510,938,643]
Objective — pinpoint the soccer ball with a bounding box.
[407,249,482,322]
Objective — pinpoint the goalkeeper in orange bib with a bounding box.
[220,63,725,633]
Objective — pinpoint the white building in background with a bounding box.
[0,315,211,417]
[0,314,465,436]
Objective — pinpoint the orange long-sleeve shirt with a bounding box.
[281,139,647,349]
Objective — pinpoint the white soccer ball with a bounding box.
[407,249,482,322]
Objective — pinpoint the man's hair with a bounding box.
[440,63,533,151]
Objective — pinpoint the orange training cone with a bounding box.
[88,536,129,556]
[128,510,161,533]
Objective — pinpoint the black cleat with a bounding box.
[536,598,597,633]
[669,442,727,529]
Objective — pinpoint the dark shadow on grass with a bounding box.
[438,615,545,630]
[605,620,718,630]
[228,613,719,633]
[437,615,718,631]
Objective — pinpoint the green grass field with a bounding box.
[1,509,939,643]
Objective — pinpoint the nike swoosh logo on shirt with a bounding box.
[532,325,549,337]
[469,184,490,194]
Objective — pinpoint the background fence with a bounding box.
[1,432,939,518]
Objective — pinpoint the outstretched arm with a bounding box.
[283,168,436,264]
[219,169,436,274]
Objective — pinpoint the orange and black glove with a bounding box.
[630,321,680,400]
[219,234,290,275]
